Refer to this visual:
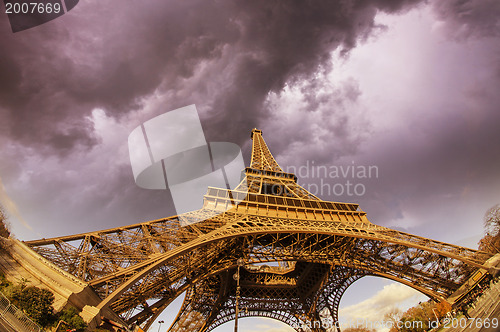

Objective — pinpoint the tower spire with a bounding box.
[249,129,283,172]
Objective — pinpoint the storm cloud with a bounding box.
[0,0,425,154]
[0,0,499,248]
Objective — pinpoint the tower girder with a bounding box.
[23,128,494,331]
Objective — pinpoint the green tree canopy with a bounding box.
[9,284,55,326]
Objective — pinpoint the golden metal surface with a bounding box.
[25,129,493,331]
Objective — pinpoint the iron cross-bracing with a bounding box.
[26,129,494,331]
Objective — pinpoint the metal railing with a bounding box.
[0,290,41,332]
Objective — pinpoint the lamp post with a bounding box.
[157,320,164,332]
[234,258,245,332]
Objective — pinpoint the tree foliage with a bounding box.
[384,308,403,332]
[479,203,500,253]
[484,203,500,236]
[9,284,55,326]
[0,272,11,289]
[343,327,376,332]
[388,300,448,332]
[478,233,500,253]
[434,301,452,318]
[0,204,10,238]
[0,274,88,330]
[57,306,87,331]
[400,301,435,331]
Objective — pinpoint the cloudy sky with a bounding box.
[1,0,499,331]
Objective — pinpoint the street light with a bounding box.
[157,320,164,332]
[234,258,245,332]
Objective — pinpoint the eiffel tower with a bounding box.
[25,129,495,331]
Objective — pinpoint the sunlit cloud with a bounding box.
[240,318,294,332]
[339,282,427,324]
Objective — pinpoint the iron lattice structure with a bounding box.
[26,129,493,331]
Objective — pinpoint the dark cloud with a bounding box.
[433,0,500,39]
[262,76,369,168]
[199,0,423,145]
[352,66,500,239]
[0,0,424,158]
[2,0,499,242]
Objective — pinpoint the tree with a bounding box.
[399,303,431,332]
[384,307,403,332]
[478,233,500,253]
[7,283,55,327]
[57,306,87,331]
[0,204,10,238]
[484,204,500,236]
[479,204,500,253]
[434,301,452,319]
[389,301,444,332]
[1,275,87,330]
[343,327,376,332]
